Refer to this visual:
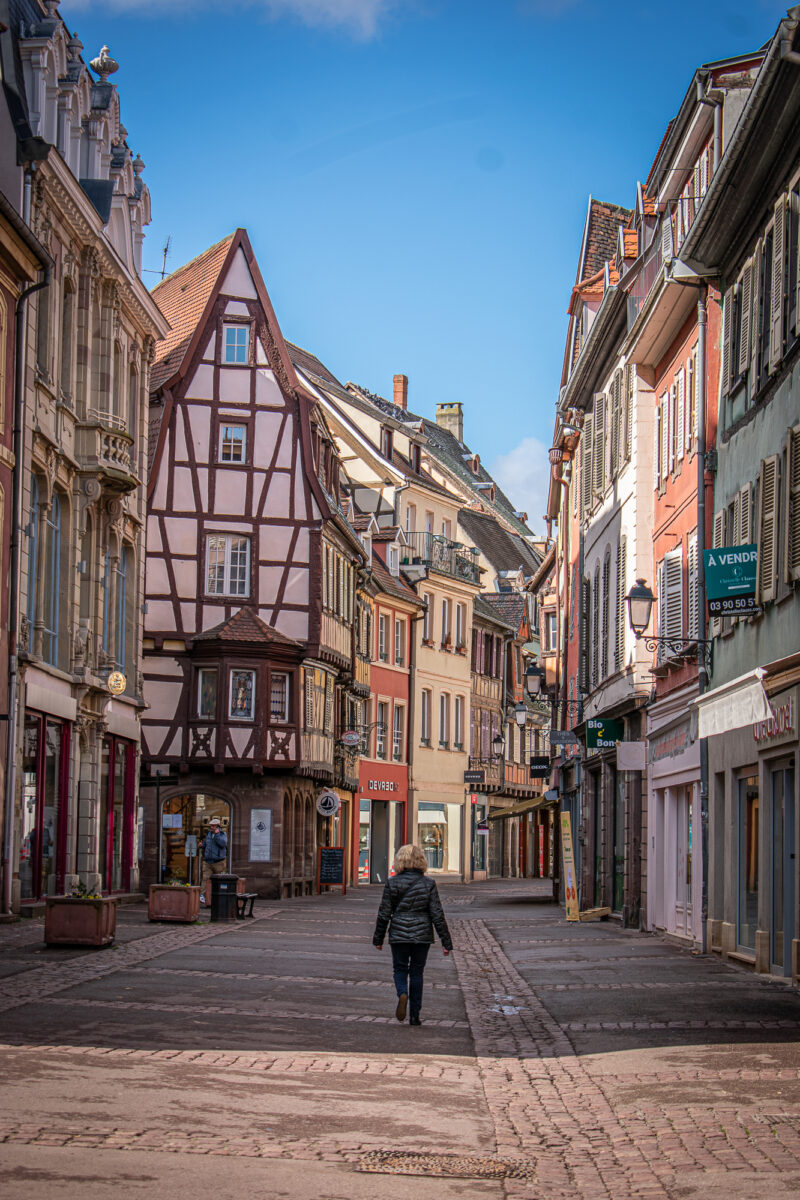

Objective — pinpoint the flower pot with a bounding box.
[148,885,201,923]
[44,896,117,947]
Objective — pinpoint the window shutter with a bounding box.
[676,368,685,462]
[656,560,666,664]
[668,383,676,475]
[738,260,753,378]
[610,373,620,477]
[664,548,683,655]
[581,416,593,517]
[700,146,709,195]
[591,567,600,688]
[710,510,725,637]
[720,290,732,399]
[687,533,698,641]
[687,354,696,451]
[601,555,610,679]
[660,393,669,485]
[796,200,800,336]
[592,393,606,496]
[750,239,762,379]
[662,211,674,262]
[785,425,800,581]
[615,536,626,671]
[305,671,314,729]
[324,674,334,732]
[580,575,590,692]
[769,196,787,373]
[654,404,661,491]
[625,364,634,460]
[739,482,752,544]
[757,455,779,603]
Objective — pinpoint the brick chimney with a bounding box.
[435,401,463,442]
[393,374,408,410]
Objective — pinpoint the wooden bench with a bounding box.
[236,893,257,919]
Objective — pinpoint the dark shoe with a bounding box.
[395,993,408,1022]
[409,1016,422,1026]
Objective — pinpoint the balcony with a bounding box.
[75,409,136,492]
[627,231,663,330]
[401,532,480,586]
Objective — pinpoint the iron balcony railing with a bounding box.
[401,532,480,585]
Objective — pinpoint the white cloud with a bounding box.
[490,436,551,535]
[69,0,394,38]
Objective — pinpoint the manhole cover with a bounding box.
[358,1151,536,1180]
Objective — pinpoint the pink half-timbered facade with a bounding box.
[140,230,364,897]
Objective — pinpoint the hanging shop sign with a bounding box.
[529,756,550,778]
[107,671,127,695]
[464,769,485,785]
[316,789,341,817]
[549,729,581,746]
[340,730,362,748]
[704,544,758,615]
[586,718,624,749]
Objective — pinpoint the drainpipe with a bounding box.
[699,87,724,172]
[2,172,51,914]
[696,285,710,954]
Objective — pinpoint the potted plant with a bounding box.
[148,881,201,923]
[44,881,117,947]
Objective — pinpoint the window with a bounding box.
[422,593,432,642]
[410,444,421,473]
[406,502,416,533]
[388,545,399,576]
[441,597,451,645]
[380,427,393,460]
[223,324,249,364]
[115,545,131,674]
[453,695,464,750]
[60,282,74,397]
[420,690,431,745]
[394,617,404,665]
[378,614,388,661]
[197,668,218,717]
[392,705,404,761]
[737,774,759,951]
[376,701,388,759]
[268,673,289,722]
[27,476,39,651]
[439,693,450,748]
[442,518,452,539]
[545,611,557,653]
[219,424,247,463]
[601,554,610,679]
[206,534,250,596]
[657,547,684,661]
[43,493,62,666]
[229,669,255,720]
[455,602,466,649]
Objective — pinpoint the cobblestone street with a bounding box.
[1,880,799,1199]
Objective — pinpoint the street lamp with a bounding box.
[513,701,528,728]
[626,578,655,639]
[491,732,504,758]
[524,662,544,698]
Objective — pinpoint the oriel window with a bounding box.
[229,669,255,720]
[270,673,290,722]
[197,668,218,718]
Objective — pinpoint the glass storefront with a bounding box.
[20,714,65,901]
[161,793,230,884]
[770,764,795,976]
[419,801,462,872]
[359,798,404,882]
[737,774,759,951]
[99,737,135,892]
[472,799,487,872]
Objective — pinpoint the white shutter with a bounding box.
[581,416,593,517]
[601,555,610,679]
[592,393,606,496]
[738,260,753,378]
[700,145,709,195]
[710,510,725,637]
[769,196,786,373]
[668,384,676,475]
[676,368,685,462]
[720,290,732,398]
[591,567,600,688]
[664,548,684,654]
[660,392,669,483]
[662,211,674,262]
[687,533,698,641]
[757,455,779,603]
[610,372,620,477]
[615,536,627,672]
[656,560,666,664]
[785,425,800,581]
[625,364,634,461]
[693,164,701,222]
[693,349,700,446]
[654,404,661,491]
[750,239,762,379]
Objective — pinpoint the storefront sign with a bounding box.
[317,845,346,894]
[476,822,489,835]
[464,769,485,784]
[586,718,624,749]
[340,730,362,747]
[617,741,646,771]
[367,780,398,792]
[316,790,341,817]
[529,756,550,777]
[550,729,581,746]
[753,690,796,746]
[560,812,580,922]
[704,544,758,615]
[649,719,692,763]
[248,809,272,862]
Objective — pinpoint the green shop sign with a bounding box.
[586,718,624,749]
[703,544,758,615]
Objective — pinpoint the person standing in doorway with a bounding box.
[199,817,228,904]
[373,843,452,1026]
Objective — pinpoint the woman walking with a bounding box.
[373,844,453,1026]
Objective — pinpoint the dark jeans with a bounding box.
[390,942,430,1018]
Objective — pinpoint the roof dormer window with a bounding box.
[381,427,393,460]
[388,544,400,576]
[410,443,421,472]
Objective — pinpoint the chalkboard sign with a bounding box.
[317,846,346,895]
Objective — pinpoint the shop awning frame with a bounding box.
[692,668,771,739]
[488,794,556,820]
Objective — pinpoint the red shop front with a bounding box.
[356,763,408,885]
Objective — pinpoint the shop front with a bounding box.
[20,712,70,902]
[469,793,489,879]
[160,791,231,885]
[357,767,407,884]
[646,691,702,946]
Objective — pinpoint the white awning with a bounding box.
[693,668,771,739]
[418,807,447,824]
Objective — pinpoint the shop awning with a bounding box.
[418,807,447,824]
[488,794,555,820]
[693,668,771,739]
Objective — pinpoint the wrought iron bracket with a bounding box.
[641,635,713,671]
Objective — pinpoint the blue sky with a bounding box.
[71,0,776,530]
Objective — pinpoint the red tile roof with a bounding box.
[192,606,301,647]
[583,199,632,280]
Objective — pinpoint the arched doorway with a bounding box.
[160,793,231,884]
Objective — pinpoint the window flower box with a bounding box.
[44,895,117,947]
[148,884,201,923]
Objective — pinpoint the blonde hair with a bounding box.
[393,844,427,873]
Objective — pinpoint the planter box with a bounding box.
[148,885,201,923]
[44,896,117,947]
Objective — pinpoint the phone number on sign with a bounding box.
[708,595,757,614]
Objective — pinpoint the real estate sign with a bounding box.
[586,718,624,749]
[704,544,758,615]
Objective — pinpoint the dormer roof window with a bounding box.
[381,427,393,461]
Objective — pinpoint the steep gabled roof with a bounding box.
[480,592,528,634]
[581,199,632,281]
[192,607,302,647]
[473,593,517,633]
[457,509,541,576]
[370,551,423,606]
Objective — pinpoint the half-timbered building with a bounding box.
[141,230,364,898]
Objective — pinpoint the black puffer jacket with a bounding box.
[373,869,453,950]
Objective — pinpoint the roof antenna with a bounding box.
[159,235,172,280]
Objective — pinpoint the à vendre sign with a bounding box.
[704,544,758,615]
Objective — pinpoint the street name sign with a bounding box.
[704,543,758,615]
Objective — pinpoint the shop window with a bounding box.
[161,793,230,885]
[197,668,218,717]
[43,493,62,666]
[100,736,135,892]
[229,668,255,720]
[270,672,290,722]
[223,323,249,364]
[20,715,65,901]
[737,774,759,952]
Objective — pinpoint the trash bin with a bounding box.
[209,873,239,922]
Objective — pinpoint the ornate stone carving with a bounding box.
[105,497,123,520]
[90,46,119,84]
[84,477,102,500]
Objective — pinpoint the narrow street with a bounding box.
[1,881,800,1200]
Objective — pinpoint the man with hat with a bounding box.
[200,817,228,903]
